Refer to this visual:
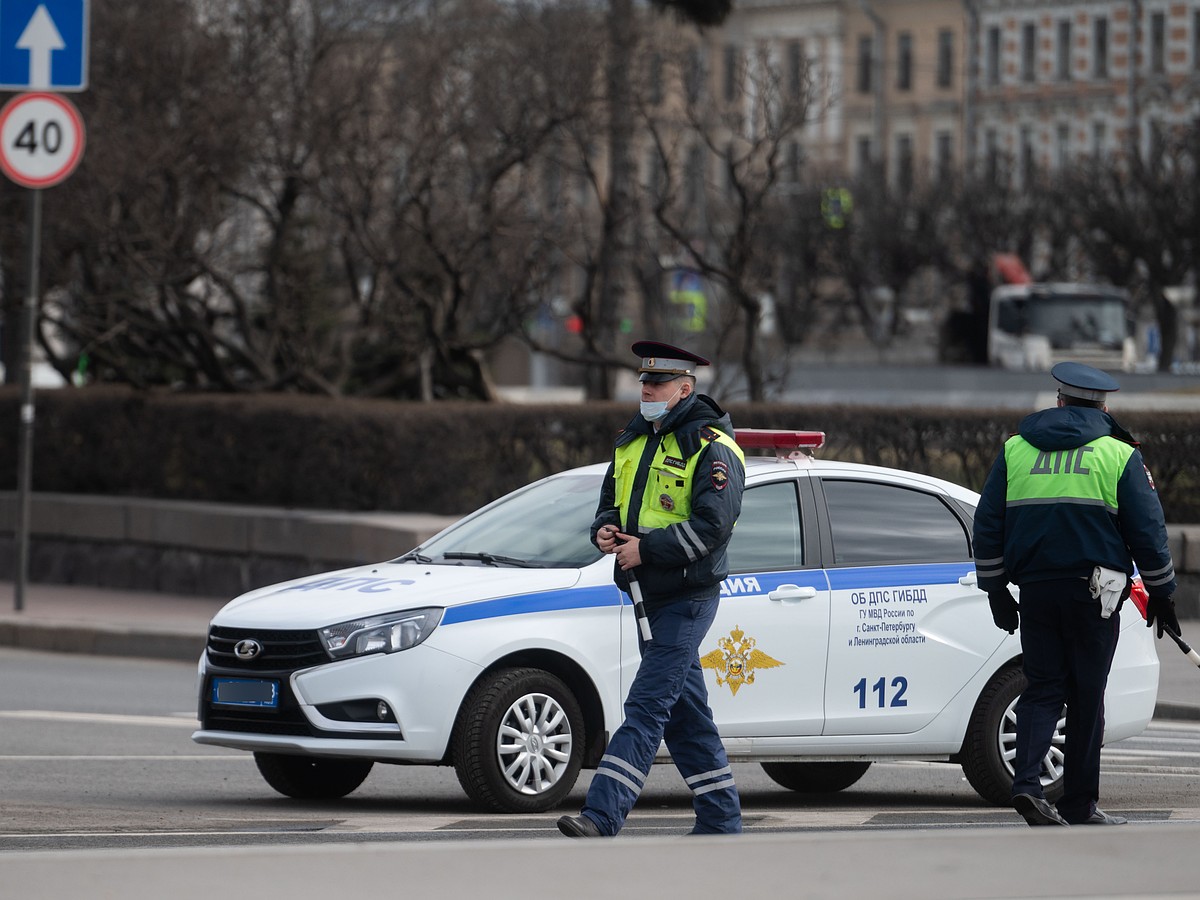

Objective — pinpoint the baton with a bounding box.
[627,568,653,642]
[1163,623,1200,668]
[611,530,652,642]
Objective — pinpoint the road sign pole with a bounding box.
[13,187,42,613]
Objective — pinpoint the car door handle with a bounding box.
[959,572,978,587]
[768,584,817,602]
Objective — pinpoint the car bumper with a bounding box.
[193,643,484,761]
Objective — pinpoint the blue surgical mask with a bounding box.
[640,385,682,423]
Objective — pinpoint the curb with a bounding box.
[0,620,205,662]
[1153,702,1200,723]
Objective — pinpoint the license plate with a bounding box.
[212,677,279,708]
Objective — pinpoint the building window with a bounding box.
[787,40,804,96]
[649,51,664,105]
[1091,120,1107,158]
[936,131,953,179]
[786,140,802,182]
[686,144,706,211]
[724,44,739,102]
[937,29,954,88]
[985,128,999,182]
[1194,10,1200,71]
[1021,22,1037,83]
[1056,123,1070,169]
[895,134,913,192]
[1150,12,1165,75]
[1056,20,1072,81]
[986,27,1001,86]
[686,46,704,104]
[1020,125,1035,184]
[857,35,873,93]
[897,32,913,91]
[1093,17,1109,79]
[857,135,873,173]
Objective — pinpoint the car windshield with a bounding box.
[403,473,606,568]
[995,294,1127,348]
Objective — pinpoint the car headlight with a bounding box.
[318,608,443,660]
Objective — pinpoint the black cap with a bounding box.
[631,341,710,383]
[1052,361,1120,401]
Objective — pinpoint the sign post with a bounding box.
[1,0,88,612]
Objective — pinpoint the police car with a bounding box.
[192,430,1160,812]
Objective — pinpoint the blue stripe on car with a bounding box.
[441,586,622,625]
[439,562,975,626]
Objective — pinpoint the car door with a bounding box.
[704,475,831,737]
[816,474,1003,736]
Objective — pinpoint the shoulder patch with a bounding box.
[1144,464,1157,491]
[711,460,730,491]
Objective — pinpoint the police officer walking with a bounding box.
[973,362,1178,827]
[557,341,744,837]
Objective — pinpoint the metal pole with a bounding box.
[14,187,43,612]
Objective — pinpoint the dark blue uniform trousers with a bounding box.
[579,592,742,835]
[1011,578,1121,823]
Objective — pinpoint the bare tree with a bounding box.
[642,40,811,400]
[1062,123,1199,370]
[319,0,605,399]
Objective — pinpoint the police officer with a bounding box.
[557,341,744,837]
[973,361,1178,827]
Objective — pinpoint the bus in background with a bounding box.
[988,283,1136,372]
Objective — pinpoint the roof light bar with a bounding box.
[735,429,826,460]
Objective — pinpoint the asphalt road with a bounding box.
[770,363,1200,409]
[4,648,1200,898]
[2,648,1199,843]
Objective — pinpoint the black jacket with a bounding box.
[590,393,745,605]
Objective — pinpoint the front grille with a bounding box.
[200,625,402,741]
[206,625,327,670]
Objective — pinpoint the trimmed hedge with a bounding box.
[0,386,1197,520]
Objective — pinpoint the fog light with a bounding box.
[377,701,390,721]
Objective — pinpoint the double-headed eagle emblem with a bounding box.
[700,625,784,695]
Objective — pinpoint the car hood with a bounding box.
[210,561,584,630]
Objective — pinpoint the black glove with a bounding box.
[1146,595,1180,639]
[988,588,1019,634]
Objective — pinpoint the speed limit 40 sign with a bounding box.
[0,91,85,189]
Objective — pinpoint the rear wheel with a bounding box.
[254,753,373,799]
[961,666,1065,806]
[452,667,584,813]
[760,761,872,793]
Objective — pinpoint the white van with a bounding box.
[988,283,1135,371]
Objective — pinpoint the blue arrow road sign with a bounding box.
[0,0,88,91]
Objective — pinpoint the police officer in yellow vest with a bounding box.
[973,362,1178,827]
[557,341,745,837]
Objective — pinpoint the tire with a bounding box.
[452,667,585,813]
[253,752,373,800]
[961,666,1065,806]
[760,761,872,793]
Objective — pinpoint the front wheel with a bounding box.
[760,761,872,793]
[961,666,1065,806]
[254,753,374,799]
[452,667,585,813]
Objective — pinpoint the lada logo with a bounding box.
[700,625,783,696]
[234,639,263,660]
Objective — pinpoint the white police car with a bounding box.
[192,430,1160,812]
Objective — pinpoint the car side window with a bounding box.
[822,479,970,564]
[727,481,803,573]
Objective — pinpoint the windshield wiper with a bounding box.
[396,550,433,563]
[441,551,544,568]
